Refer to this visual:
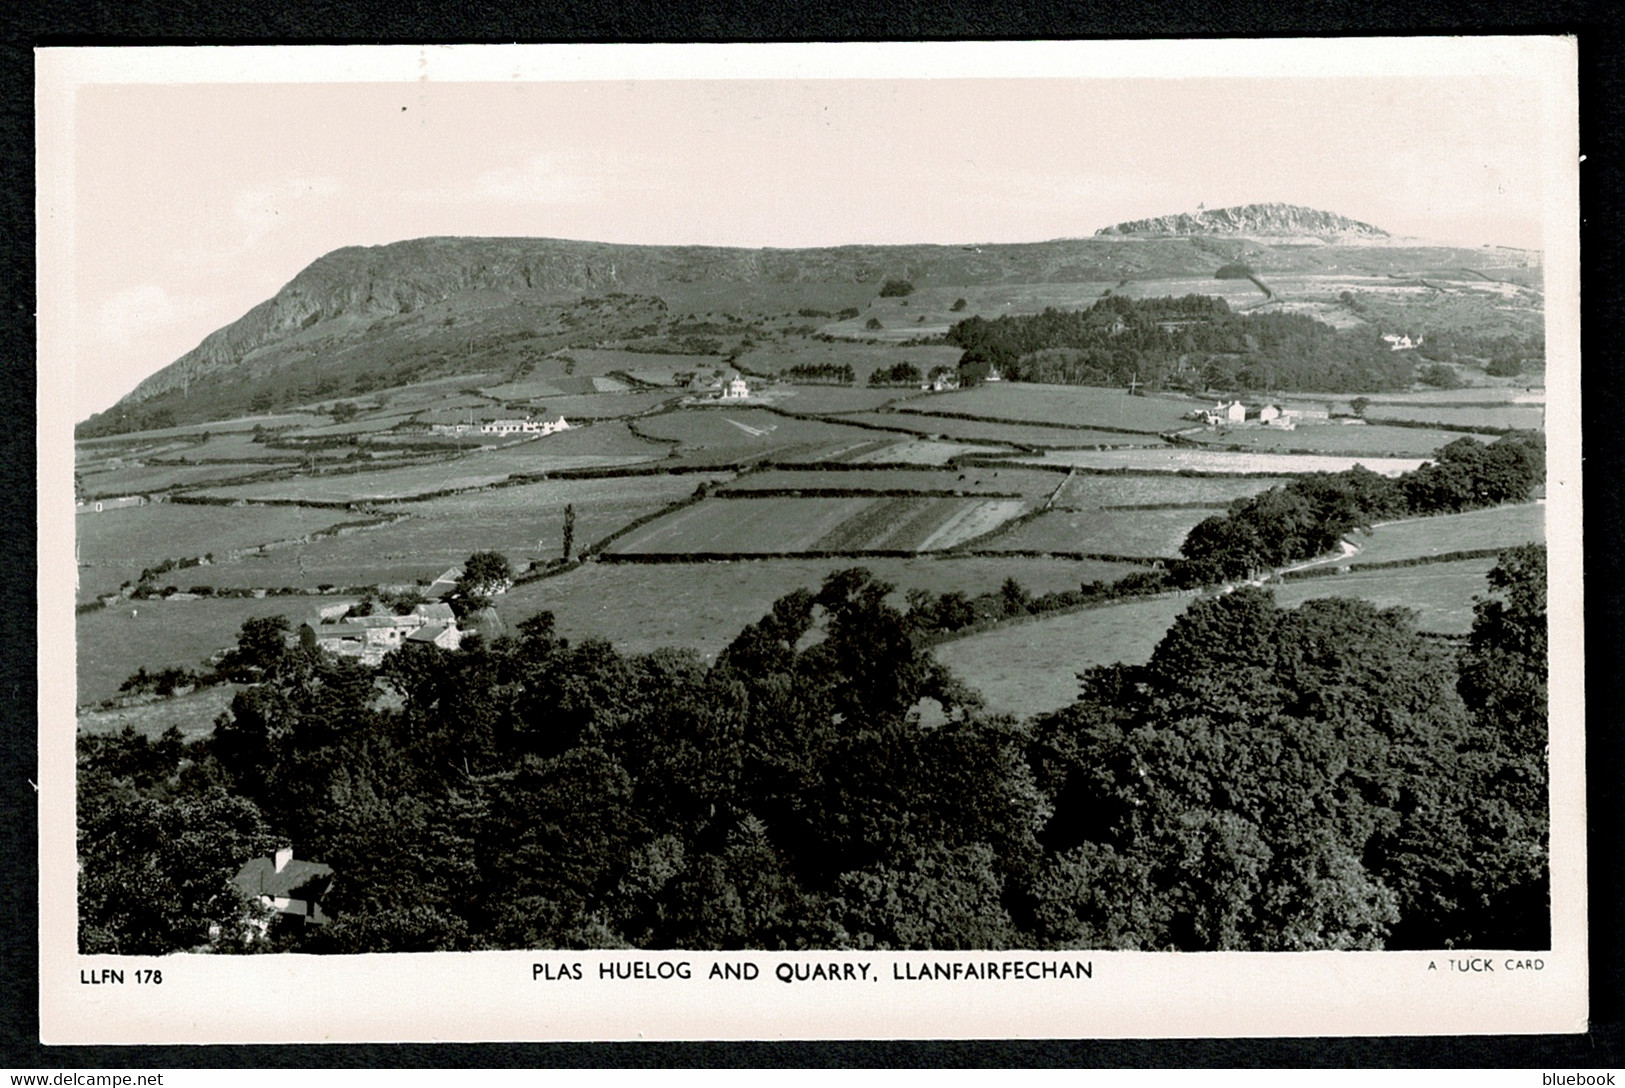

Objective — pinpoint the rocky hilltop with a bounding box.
[1096,203,1388,240]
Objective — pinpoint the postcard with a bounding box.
[36,38,1584,1043]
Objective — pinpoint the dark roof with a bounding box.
[234,856,334,900]
[407,621,449,643]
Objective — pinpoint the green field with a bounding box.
[932,595,1197,719]
[848,439,1006,465]
[1347,504,1544,565]
[774,386,915,415]
[1365,405,1545,430]
[1010,449,1429,476]
[839,412,1164,448]
[719,466,1061,499]
[77,597,304,705]
[76,503,357,600]
[901,384,1202,433]
[78,461,290,498]
[1185,422,1489,457]
[982,507,1217,558]
[504,555,1144,661]
[634,408,886,464]
[176,474,730,593]
[1053,473,1289,509]
[78,684,241,739]
[515,392,677,419]
[605,495,1028,555]
[1271,558,1500,634]
[192,425,662,503]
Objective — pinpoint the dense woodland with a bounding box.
[949,295,1422,392]
[79,435,1549,955]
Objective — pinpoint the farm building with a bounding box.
[407,621,462,651]
[1382,333,1419,351]
[77,495,147,515]
[424,567,462,599]
[299,601,466,664]
[1203,401,1248,426]
[233,847,334,928]
[479,414,570,436]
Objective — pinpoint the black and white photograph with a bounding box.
[35,39,1585,1042]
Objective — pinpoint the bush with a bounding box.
[864,317,884,331]
[951,298,968,312]
[878,280,915,298]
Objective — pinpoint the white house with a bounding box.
[479,414,570,436]
[719,371,751,400]
[1382,333,1418,351]
[1258,404,1281,423]
[1204,400,1247,425]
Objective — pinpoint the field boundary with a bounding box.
[1271,545,1522,582]
[889,405,1176,438]
[712,486,1026,500]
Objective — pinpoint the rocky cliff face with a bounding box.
[1095,203,1387,239]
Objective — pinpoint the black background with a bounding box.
[2,0,1621,1069]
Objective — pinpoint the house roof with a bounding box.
[233,856,334,899]
[407,621,449,643]
[413,602,456,622]
[339,613,423,629]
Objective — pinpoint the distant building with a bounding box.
[233,847,334,928]
[479,414,570,436]
[1382,333,1418,351]
[77,495,146,515]
[719,371,751,400]
[1258,404,1281,423]
[1203,400,1247,425]
[299,600,466,665]
[985,367,1004,383]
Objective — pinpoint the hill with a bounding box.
[79,212,1544,436]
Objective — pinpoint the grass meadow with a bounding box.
[503,554,1144,662]
[1347,503,1544,565]
[981,507,1218,558]
[932,595,1197,719]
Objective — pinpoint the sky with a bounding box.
[41,44,1569,420]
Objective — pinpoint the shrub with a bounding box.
[878,280,915,298]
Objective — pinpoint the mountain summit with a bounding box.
[1095,203,1387,239]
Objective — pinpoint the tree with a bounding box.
[79,787,278,954]
[1350,397,1370,417]
[330,401,359,423]
[878,279,915,297]
[950,298,968,312]
[217,614,293,681]
[865,317,884,331]
[455,550,514,608]
[562,504,576,561]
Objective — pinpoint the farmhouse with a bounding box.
[233,847,334,927]
[479,414,570,436]
[300,601,466,664]
[1382,333,1419,351]
[1202,400,1248,426]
